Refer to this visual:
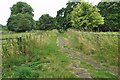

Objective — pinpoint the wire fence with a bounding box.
[0,33,119,46]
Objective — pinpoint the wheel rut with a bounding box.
[57,37,91,78]
[57,36,118,78]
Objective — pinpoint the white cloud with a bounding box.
[0,0,100,25]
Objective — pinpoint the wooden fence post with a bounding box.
[17,37,22,53]
[23,38,26,54]
[96,34,100,46]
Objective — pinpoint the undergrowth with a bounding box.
[2,30,76,78]
[64,29,118,70]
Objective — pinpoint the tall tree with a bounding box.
[7,13,34,32]
[70,2,104,30]
[7,1,35,32]
[97,1,120,31]
[36,14,56,30]
[10,1,34,16]
[56,8,66,30]
[56,1,79,31]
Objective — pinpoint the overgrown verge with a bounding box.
[2,30,76,78]
[62,29,118,71]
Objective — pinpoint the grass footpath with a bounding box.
[72,58,117,78]
[63,29,118,70]
[2,29,119,78]
[57,29,119,78]
[57,35,119,78]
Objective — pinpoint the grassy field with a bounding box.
[2,30,76,78]
[63,29,118,68]
[1,29,119,78]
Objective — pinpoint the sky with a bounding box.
[0,0,101,25]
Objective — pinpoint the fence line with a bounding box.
[94,33,120,36]
[0,37,22,45]
[0,36,27,54]
[94,33,120,46]
[0,38,19,40]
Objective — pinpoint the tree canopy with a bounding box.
[70,2,104,30]
[7,1,35,32]
[97,1,120,31]
[10,1,34,16]
[5,1,119,32]
[7,13,35,32]
[56,2,79,31]
[36,14,57,30]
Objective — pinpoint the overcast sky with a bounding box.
[0,0,101,25]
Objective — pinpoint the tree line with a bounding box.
[1,0,119,32]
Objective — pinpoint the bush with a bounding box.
[13,66,39,78]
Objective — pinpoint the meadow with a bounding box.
[1,29,119,78]
[1,0,119,79]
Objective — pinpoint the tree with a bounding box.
[7,13,34,32]
[10,1,34,16]
[36,14,56,30]
[7,1,35,32]
[97,1,120,31]
[56,1,79,31]
[56,8,66,30]
[70,2,104,30]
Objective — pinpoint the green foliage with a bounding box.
[77,59,118,78]
[7,13,35,32]
[13,66,39,78]
[97,1,120,31]
[2,29,118,78]
[64,29,118,69]
[56,8,66,30]
[2,30,76,78]
[0,24,2,31]
[10,1,34,16]
[36,14,57,30]
[56,2,79,31]
[7,1,35,32]
[0,24,7,31]
[70,2,104,30]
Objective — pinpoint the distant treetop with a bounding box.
[10,1,34,16]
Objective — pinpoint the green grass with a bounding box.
[2,30,76,78]
[72,58,118,78]
[63,29,118,69]
[2,29,119,78]
[95,31,119,34]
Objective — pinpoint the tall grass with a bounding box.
[64,29,118,69]
[2,29,118,78]
[2,30,76,78]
